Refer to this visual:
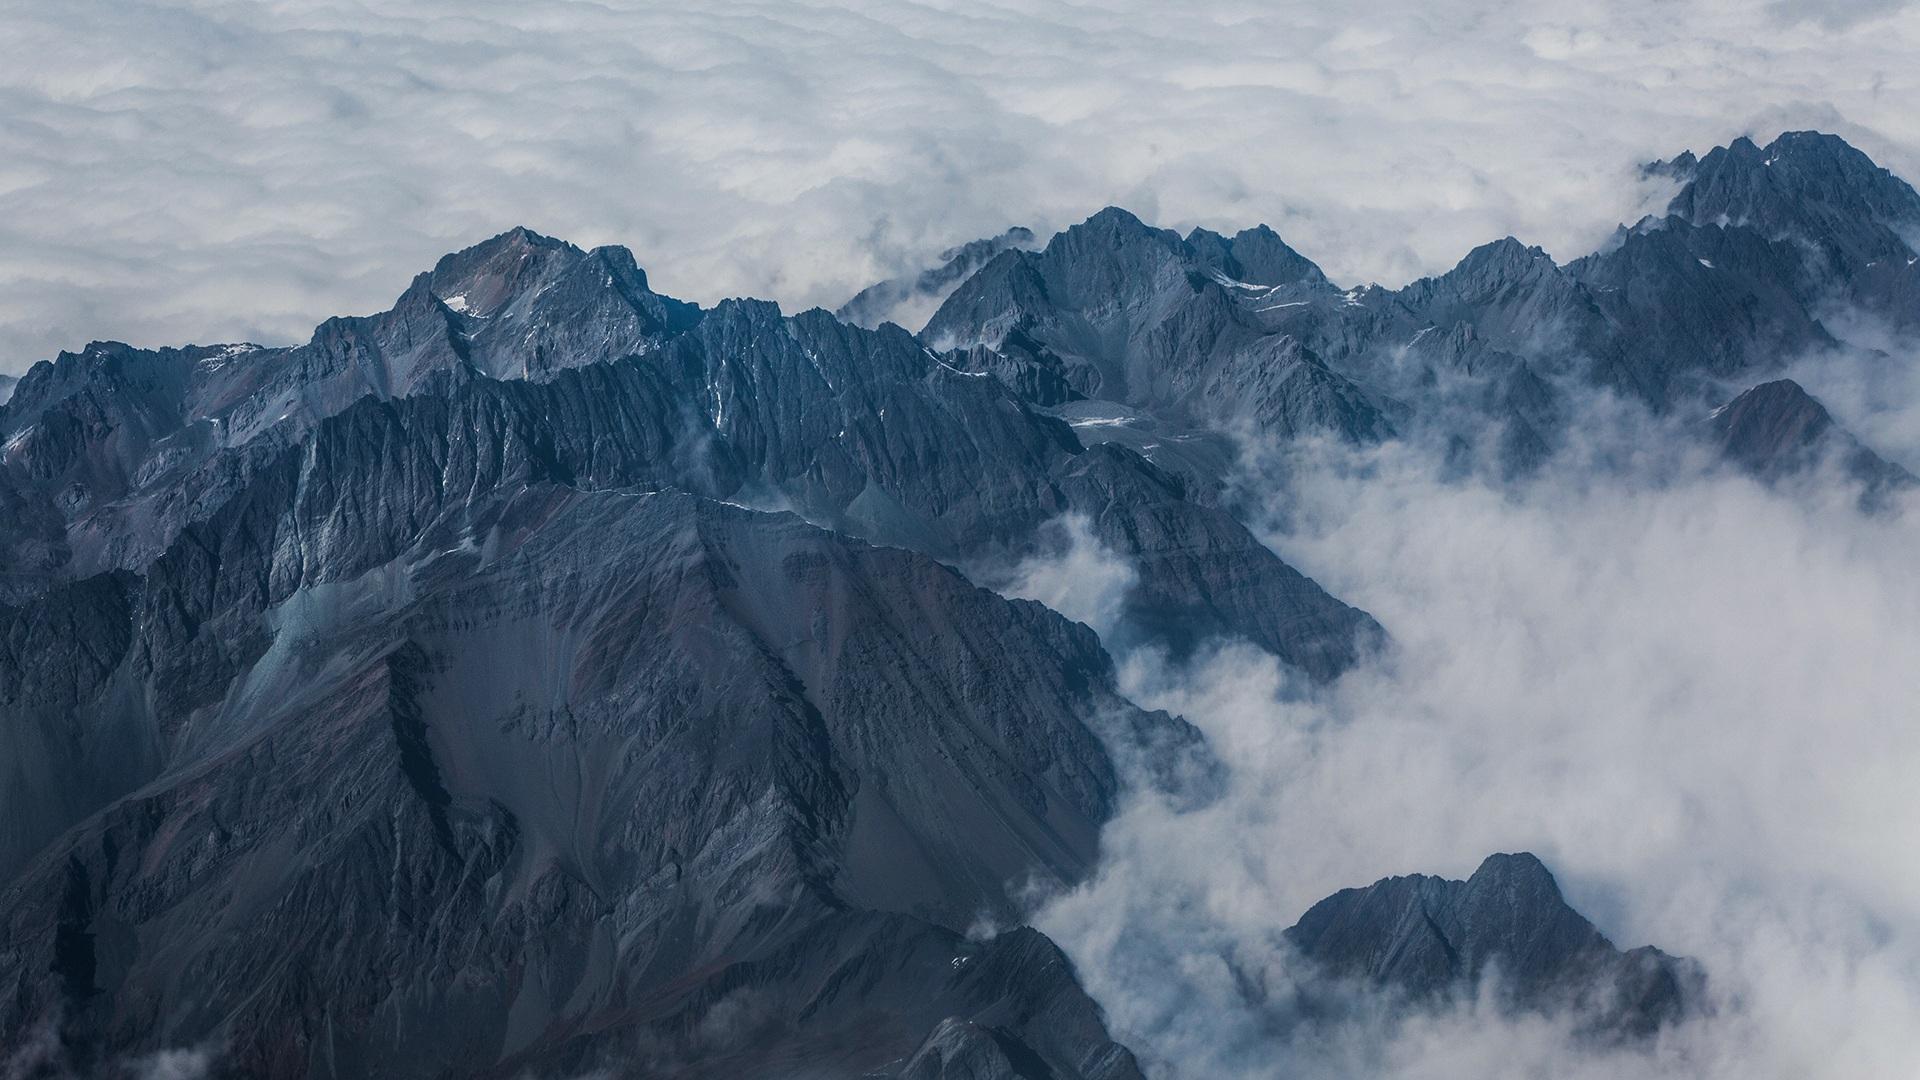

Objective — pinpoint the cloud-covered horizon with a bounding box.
[6,6,1920,1075]
[5,0,1920,372]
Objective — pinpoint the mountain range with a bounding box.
[1,130,1914,1078]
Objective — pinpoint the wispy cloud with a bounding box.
[997,513,1138,639]
[4,1,1920,370]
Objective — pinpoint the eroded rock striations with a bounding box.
[2,129,1910,1077]
[1285,853,1703,1039]
[921,131,1920,480]
[1706,378,1915,500]
[1,485,1172,1077]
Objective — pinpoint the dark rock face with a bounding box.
[424,226,704,381]
[0,257,1378,680]
[0,486,1161,1078]
[839,227,1041,331]
[0,229,691,601]
[1665,132,1920,295]
[1567,218,1841,403]
[8,127,1906,1077]
[1572,132,1920,404]
[923,131,1920,479]
[1,222,1315,1074]
[1185,224,1330,289]
[1285,854,1703,1038]
[923,207,1395,445]
[1707,378,1915,497]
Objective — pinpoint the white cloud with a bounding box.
[1036,401,1920,1078]
[1783,312,1920,473]
[7,6,1920,1076]
[997,513,1138,639]
[4,1,1920,370]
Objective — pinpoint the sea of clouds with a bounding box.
[8,4,1920,1077]
[1025,381,1920,1079]
[5,0,1920,371]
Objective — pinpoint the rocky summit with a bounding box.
[1285,854,1704,1039]
[2,130,1915,1077]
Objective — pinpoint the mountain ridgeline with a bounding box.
[1,130,1914,1077]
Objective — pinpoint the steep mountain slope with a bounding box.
[1285,853,1702,1039]
[1707,378,1915,497]
[0,230,699,463]
[0,486,1173,1078]
[7,128,1908,1077]
[923,208,1394,443]
[838,227,1040,330]
[919,131,1920,476]
[0,257,1379,682]
[0,227,701,600]
[1663,132,1920,308]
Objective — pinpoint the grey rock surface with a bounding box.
[923,207,1395,444]
[9,128,1907,1077]
[923,131,1920,476]
[0,486,1164,1077]
[1285,853,1703,1038]
[838,228,1041,332]
[1707,377,1915,498]
[0,252,1379,680]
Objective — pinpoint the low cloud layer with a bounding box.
[5,0,1920,370]
[1787,310,1920,469]
[1034,400,1920,1078]
[999,513,1138,641]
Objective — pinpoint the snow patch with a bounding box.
[926,347,988,378]
[196,343,262,372]
[1208,271,1267,292]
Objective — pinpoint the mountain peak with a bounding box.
[1466,851,1562,898]
[941,225,1035,264]
[1285,852,1698,1036]
[1715,377,1828,424]
[1665,130,1920,260]
[1470,235,1547,261]
[1049,206,1186,256]
[1186,222,1329,287]
[1085,205,1149,229]
[427,226,587,317]
[490,224,577,253]
[442,225,582,270]
[837,227,1039,330]
[1706,377,1916,499]
[1437,236,1558,291]
[1767,129,1870,161]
